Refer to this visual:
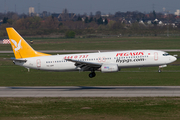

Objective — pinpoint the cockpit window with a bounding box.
[163,53,169,56]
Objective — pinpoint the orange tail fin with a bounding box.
[6,28,50,59]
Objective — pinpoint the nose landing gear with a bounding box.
[158,65,167,73]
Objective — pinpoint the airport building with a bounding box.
[175,9,180,16]
[29,7,35,16]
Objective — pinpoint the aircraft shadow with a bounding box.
[7,86,180,91]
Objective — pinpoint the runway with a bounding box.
[1,86,180,97]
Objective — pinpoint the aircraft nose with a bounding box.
[171,56,177,62]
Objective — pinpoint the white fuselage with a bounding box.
[14,50,177,72]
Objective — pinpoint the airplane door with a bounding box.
[36,59,41,68]
[154,52,158,61]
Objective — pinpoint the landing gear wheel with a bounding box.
[158,69,161,73]
[89,72,96,78]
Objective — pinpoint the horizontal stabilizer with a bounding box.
[13,59,27,63]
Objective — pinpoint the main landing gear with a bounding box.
[89,72,96,78]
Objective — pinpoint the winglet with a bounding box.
[6,28,50,59]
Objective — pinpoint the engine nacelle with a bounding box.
[101,64,119,73]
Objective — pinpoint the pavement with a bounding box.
[1,86,180,97]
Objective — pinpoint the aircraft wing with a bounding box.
[66,59,102,71]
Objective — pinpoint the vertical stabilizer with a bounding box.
[6,28,50,59]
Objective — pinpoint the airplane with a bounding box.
[6,27,177,78]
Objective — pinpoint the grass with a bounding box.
[0,67,180,86]
[0,97,180,120]
[1,36,180,51]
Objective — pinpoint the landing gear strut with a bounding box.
[89,72,96,78]
[158,65,167,73]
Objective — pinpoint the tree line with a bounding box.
[0,11,180,37]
